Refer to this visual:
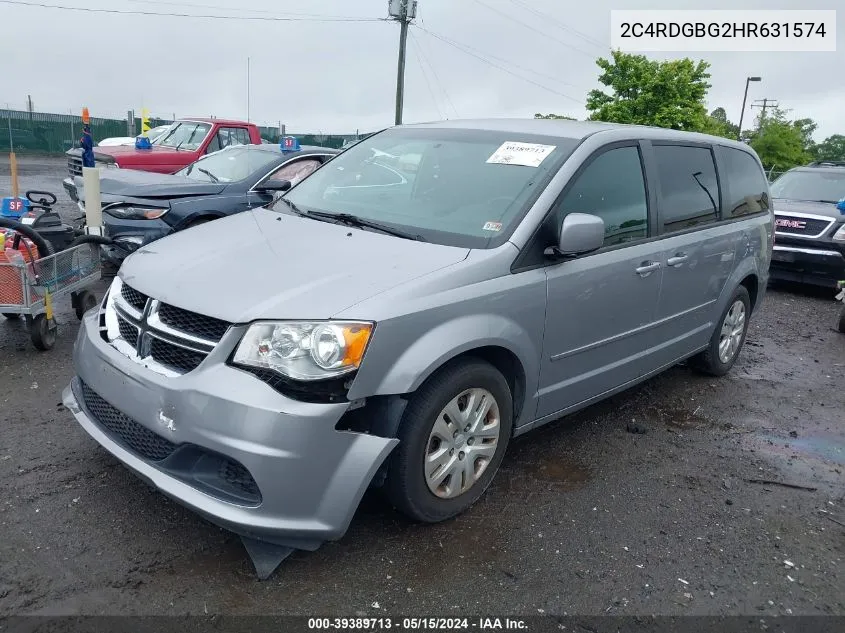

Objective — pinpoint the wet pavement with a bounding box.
[1,156,843,617]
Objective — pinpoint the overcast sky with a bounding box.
[0,0,842,139]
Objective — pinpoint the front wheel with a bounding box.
[691,285,751,376]
[384,359,513,523]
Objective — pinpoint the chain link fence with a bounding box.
[2,109,357,154]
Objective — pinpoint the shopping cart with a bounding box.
[0,241,101,350]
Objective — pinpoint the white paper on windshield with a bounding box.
[486,142,556,167]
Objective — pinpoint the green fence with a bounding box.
[1,109,357,154]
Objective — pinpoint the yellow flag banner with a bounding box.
[141,108,151,136]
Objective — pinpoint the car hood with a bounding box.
[772,198,844,219]
[119,208,470,322]
[74,169,226,201]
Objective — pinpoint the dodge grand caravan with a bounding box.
[62,119,773,572]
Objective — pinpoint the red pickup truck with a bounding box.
[64,118,263,199]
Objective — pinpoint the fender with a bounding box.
[717,223,767,316]
[350,313,542,428]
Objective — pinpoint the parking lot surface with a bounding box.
[1,156,843,617]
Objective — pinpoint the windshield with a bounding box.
[276,127,577,248]
[770,169,845,203]
[147,125,170,142]
[176,146,281,182]
[154,121,211,150]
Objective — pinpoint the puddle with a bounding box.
[754,432,845,467]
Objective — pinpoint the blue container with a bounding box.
[1,196,31,219]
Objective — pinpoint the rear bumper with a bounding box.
[769,244,845,288]
[63,311,398,548]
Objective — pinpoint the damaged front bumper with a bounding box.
[63,311,398,557]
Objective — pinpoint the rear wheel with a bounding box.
[2,313,20,320]
[691,285,751,376]
[384,359,513,523]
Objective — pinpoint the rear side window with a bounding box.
[556,146,649,247]
[723,148,769,217]
[654,145,720,233]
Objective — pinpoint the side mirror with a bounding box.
[552,213,605,257]
[255,179,292,193]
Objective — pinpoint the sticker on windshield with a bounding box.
[483,221,503,232]
[486,142,556,167]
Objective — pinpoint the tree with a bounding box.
[747,109,811,173]
[812,134,845,162]
[586,51,711,131]
[701,107,739,140]
[534,113,576,120]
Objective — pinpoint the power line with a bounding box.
[469,0,596,59]
[125,0,372,20]
[408,31,445,120]
[414,25,582,104]
[504,0,608,51]
[0,0,385,22]
[418,27,581,90]
[751,98,779,127]
[409,29,459,118]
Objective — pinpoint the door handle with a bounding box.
[635,261,661,277]
[667,253,689,267]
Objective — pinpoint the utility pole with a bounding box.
[247,57,251,123]
[751,98,778,129]
[388,0,417,125]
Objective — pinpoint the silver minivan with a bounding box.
[63,119,773,570]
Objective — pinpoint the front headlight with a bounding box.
[232,321,373,381]
[105,206,168,220]
[832,223,845,242]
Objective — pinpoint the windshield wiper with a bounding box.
[197,167,219,183]
[274,196,308,216]
[304,210,425,241]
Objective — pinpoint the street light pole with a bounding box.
[737,76,761,141]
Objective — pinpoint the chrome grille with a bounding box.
[117,314,139,348]
[774,212,835,239]
[158,303,230,342]
[149,337,206,373]
[102,278,231,377]
[67,154,83,177]
[120,284,148,312]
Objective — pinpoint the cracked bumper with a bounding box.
[63,311,398,548]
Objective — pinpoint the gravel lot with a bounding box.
[1,156,843,617]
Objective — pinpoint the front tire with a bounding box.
[691,285,751,376]
[384,359,513,523]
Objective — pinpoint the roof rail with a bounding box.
[807,160,845,167]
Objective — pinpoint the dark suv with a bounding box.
[770,161,845,287]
